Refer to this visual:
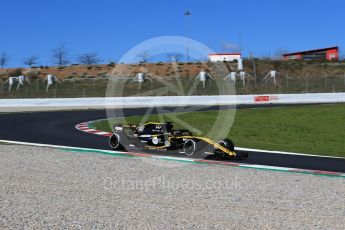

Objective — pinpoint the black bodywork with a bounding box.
[109,122,248,159]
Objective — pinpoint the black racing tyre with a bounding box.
[183,139,198,157]
[183,139,205,158]
[109,133,123,150]
[217,138,234,152]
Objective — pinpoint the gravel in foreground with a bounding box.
[0,145,344,229]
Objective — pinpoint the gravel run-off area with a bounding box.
[0,145,344,229]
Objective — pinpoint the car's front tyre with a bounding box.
[217,138,234,151]
[214,138,236,159]
[183,139,196,157]
[183,139,206,159]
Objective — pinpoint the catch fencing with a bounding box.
[1,74,345,98]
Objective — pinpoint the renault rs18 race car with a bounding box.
[109,122,248,159]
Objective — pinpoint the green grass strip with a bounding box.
[92,104,345,158]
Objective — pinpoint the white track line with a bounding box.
[1,139,344,177]
[235,147,345,160]
[0,139,115,152]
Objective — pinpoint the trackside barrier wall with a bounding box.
[0,93,345,111]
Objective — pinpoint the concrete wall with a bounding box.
[1,93,345,112]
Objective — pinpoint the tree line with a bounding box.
[0,44,103,68]
[0,43,190,69]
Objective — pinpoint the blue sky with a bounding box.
[1,0,344,67]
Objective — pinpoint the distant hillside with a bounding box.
[1,60,345,81]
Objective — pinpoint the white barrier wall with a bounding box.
[1,93,345,112]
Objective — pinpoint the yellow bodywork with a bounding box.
[120,123,237,157]
[174,136,237,157]
[144,135,236,157]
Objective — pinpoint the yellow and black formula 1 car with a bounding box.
[109,122,248,160]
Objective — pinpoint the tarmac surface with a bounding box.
[0,105,345,173]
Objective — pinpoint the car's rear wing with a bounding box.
[112,123,138,132]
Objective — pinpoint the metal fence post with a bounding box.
[286,74,289,88]
[305,74,308,93]
[253,59,257,85]
[279,84,281,94]
[92,82,95,94]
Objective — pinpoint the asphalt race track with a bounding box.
[1,105,345,173]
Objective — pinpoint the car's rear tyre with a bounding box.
[109,133,123,150]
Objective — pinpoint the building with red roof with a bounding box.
[283,47,339,61]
